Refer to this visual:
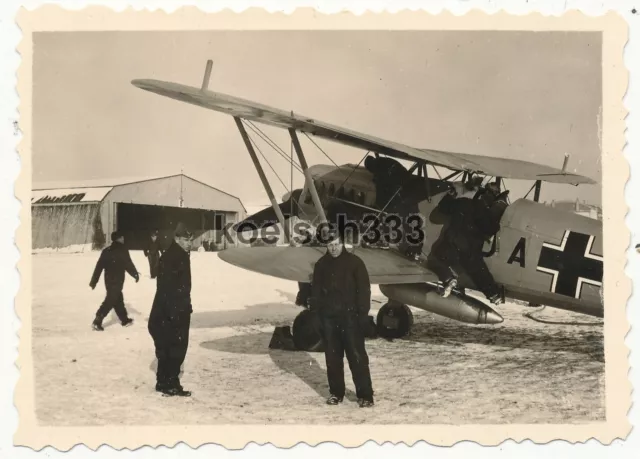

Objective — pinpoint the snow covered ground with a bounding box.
[30,250,604,426]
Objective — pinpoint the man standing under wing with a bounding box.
[148,222,194,397]
[309,230,375,408]
[89,231,138,331]
[143,229,161,279]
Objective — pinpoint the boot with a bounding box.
[155,382,169,393]
[488,293,504,305]
[442,278,457,298]
[92,316,104,331]
[357,398,374,408]
[161,386,192,397]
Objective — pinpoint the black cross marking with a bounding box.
[536,230,603,299]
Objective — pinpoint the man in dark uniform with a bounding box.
[428,184,504,304]
[364,155,424,259]
[294,227,322,308]
[89,231,139,331]
[148,222,194,397]
[309,231,374,408]
[143,230,161,279]
[364,155,410,210]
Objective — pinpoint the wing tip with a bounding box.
[536,173,599,186]
[131,78,154,90]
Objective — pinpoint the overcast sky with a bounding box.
[33,30,602,207]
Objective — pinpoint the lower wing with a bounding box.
[217,246,439,284]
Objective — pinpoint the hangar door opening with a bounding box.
[115,203,226,251]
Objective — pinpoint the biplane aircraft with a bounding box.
[132,60,603,350]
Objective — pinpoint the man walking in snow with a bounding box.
[89,231,139,331]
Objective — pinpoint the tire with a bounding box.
[376,302,413,339]
[292,309,325,352]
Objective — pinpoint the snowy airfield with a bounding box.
[31,250,604,426]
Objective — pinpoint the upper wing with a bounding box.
[217,245,439,285]
[426,151,597,184]
[132,79,596,185]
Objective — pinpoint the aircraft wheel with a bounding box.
[292,309,325,352]
[376,302,413,340]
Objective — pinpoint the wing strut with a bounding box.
[235,117,290,243]
[533,180,542,202]
[289,128,328,224]
[422,163,431,203]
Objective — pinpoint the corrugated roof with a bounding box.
[32,187,113,204]
[32,175,170,190]
[32,174,247,212]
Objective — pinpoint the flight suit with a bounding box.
[148,240,192,393]
[364,156,424,255]
[90,241,139,327]
[429,192,500,299]
[365,156,409,210]
[310,248,374,403]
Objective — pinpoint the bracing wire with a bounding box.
[242,122,379,231]
[245,121,303,173]
[301,128,371,199]
[523,182,537,200]
[303,132,339,168]
[245,125,290,194]
[431,165,442,180]
[354,158,432,255]
[335,150,371,196]
[243,121,313,221]
[444,171,463,182]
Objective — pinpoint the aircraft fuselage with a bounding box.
[295,164,604,318]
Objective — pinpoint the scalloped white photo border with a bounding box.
[1,1,637,456]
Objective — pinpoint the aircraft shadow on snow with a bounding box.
[197,297,603,397]
[188,302,298,329]
[404,322,604,362]
[197,292,360,401]
[186,289,301,329]
[199,331,358,401]
[195,291,384,401]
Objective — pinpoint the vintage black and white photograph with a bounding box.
[13,7,631,450]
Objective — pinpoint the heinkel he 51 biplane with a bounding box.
[132,60,603,350]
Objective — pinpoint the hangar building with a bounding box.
[31,174,247,252]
